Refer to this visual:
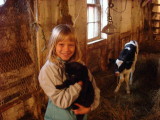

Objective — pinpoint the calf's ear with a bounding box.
[109,58,116,63]
[82,65,89,77]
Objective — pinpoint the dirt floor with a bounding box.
[88,54,160,120]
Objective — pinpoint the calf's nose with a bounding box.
[115,72,120,76]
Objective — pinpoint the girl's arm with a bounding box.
[88,69,100,111]
[38,61,82,109]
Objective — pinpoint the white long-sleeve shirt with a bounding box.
[38,60,100,110]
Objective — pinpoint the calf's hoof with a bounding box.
[114,89,119,93]
[127,90,130,94]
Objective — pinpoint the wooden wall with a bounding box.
[0,0,43,119]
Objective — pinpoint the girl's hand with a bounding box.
[72,103,91,115]
[77,81,83,86]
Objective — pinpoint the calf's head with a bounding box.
[65,62,89,83]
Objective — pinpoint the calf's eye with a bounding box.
[71,75,75,77]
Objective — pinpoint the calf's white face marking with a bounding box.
[116,59,123,68]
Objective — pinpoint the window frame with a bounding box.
[87,0,108,42]
[87,2,101,42]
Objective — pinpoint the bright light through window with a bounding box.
[0,0,6,6]
[87,0,108,42]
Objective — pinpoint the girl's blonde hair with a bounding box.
[47,24,82,64]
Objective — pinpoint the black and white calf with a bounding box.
[114,40,138,94]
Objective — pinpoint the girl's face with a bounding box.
[56,38,76,61]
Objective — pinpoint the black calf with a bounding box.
[56,62,95,120]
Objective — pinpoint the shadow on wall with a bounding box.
[140,41,160,53]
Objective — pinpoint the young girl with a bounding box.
[38,24,100,120]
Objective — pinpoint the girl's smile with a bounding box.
[56,39,75,61]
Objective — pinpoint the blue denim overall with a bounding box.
[44,99,87,120]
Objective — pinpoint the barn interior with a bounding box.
[0,0,160,120]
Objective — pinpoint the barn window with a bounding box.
[87,0,108,42]
[0,0,6,6]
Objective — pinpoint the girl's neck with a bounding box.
[56,57,68,64]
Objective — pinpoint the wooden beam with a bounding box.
[142,0,150,7]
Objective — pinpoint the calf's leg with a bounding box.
[114,74,124,93]
[129,71,133,85]
[125,73,130,94]
[129,65,135,85]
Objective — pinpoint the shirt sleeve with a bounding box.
[88,69,100,111]
[38,62,82,109]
